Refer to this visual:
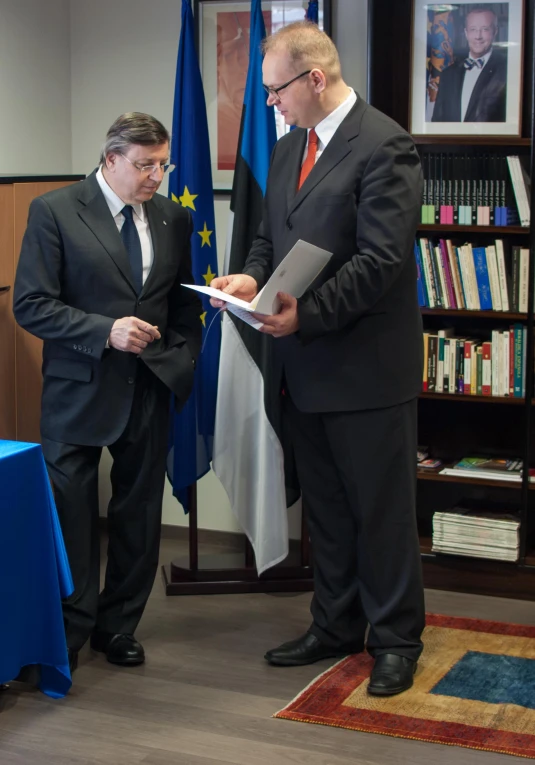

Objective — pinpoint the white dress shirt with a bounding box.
[303,88,357,165]
[96,167,154,285]
[461,49,492,122]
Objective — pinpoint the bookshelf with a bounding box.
[368,0,535,599]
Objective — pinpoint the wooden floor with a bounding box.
[1,536,534,765]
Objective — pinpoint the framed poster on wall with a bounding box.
[194,0,332,191]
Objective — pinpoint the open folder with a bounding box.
[182,239,332,329]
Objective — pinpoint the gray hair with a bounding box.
[99,112,170,164]
[465,6,498,32]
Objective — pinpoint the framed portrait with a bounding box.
[194,0,332,191]
[410,1,524,137]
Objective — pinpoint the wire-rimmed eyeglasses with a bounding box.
[263,70,312,99]
[120,153,175,175]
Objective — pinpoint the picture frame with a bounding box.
[410,1,524,137]
[194,0,332,192]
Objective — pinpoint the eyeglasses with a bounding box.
[119,153,175,175]
[263,70,312,99]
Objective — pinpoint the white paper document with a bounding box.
[183,239,332,330]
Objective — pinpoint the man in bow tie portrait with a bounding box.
[431,5,507,123]
[13,112,202,676]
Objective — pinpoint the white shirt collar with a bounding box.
[96,166,145,220]
[312,88,357,149]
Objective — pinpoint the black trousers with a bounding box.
[284,395,425,662]
[42,365,170,652]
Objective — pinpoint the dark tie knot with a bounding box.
[122,205,135,221]
[464,57,484,70]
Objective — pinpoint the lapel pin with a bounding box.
[163,220,167,225]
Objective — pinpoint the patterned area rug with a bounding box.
[274,614,535,759]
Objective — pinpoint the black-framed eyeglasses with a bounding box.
[262,70,312,99]
[120,153,175,175]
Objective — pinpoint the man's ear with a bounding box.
[106,153,117,173]
[311,68,326,93]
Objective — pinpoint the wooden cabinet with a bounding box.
[0,176,84,443]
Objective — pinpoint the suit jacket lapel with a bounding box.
[465,52,495,121]
[143,197,167,296]
[77,172,137,295]
[287,98,363,217]
[285,130,307,213]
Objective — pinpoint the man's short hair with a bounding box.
[100,113,169,164]
[261,21,341,82]
[464,5,498,30]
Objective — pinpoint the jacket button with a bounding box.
[127,377,135,384]
[73,344,77,350]
[286,220,292,230]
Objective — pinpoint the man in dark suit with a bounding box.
[432,6,507,122]
[13,113,202,673]
[211,22,424,696]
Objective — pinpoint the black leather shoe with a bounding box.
[368,653,417,696]
[264,632,363,666]
[68,648,78,674]
[90,632,145,666]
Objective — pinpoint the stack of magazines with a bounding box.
[439,457,523,482]
[432,504,520,562]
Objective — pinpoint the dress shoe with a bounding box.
[264,632,363,666]
[367,653,417,696]
[90,632,145,666]
[68,648,78,674]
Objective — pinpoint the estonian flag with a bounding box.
[166,0,221,511]
[213,0,299,575]
[305,0,319,23]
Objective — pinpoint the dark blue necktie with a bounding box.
[121,205,143,294]
[464,57,484,70]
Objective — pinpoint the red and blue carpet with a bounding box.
[274,614,535,759]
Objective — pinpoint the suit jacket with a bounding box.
[243,95,423,413]
[432,48,507,123]
[13,171,202,445]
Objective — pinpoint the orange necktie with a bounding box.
[298,128,318,190]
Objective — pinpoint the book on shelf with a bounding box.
[415,238,529,313]
[439,456,523,481]
[422,326,526,397]
[420,151,530,227]
[432,501,520,562]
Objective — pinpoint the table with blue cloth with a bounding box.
[0,440,74,698]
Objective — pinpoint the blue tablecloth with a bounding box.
[0,440,74,698]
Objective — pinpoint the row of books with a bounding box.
[415,238,529,312]
[423,327,527,397]
[431,502,520,562]
[420,152,530,227]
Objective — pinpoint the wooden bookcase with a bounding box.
[368,0,535,599]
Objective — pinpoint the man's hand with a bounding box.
[109,317,161,354]
[210,274,258,308]
[254,292,299,338]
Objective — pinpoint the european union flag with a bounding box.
[167,0,221,511]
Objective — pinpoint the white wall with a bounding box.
[334,0,368,96]
[0,0,71,173]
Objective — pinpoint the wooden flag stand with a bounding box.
[162,485,314,595]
